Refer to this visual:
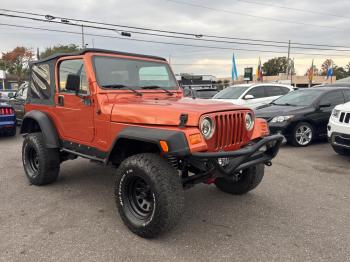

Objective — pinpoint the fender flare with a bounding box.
[20,110,60,148]
[107,126,190,161]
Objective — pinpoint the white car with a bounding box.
[328,102,350,155]
[212,83,293,109]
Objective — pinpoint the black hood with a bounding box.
[255,104,314,121]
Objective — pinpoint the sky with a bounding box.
[0,0,350,77]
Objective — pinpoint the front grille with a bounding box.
[335,136,350,146]
[339,112,350,124]
[0,107,13,115]
[214,112,245,150]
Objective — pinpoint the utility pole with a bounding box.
[81,25,85,49]
[286,40,291,80]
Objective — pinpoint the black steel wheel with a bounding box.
[115,153,184,238]
[22,133,60,185]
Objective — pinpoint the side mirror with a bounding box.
[183,89,192,97]
[319,103,331,108]
[244,94,254,100]
[65,74,80,94]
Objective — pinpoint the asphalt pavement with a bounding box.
[0,133,349,262]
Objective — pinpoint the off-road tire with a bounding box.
[290,122,314,147]
[332,145,350,156]
[22,133,60,185]
[115,153,184,238]
[215,164,264,195]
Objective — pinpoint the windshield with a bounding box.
[196,90,218,99]
[93,56,178,90]
[213,85,250,99]
[272,89,322,106]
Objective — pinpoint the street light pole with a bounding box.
[81,25,85,49]
[286,40,291,80]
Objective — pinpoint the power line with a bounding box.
[1,7,350,49]
[237,0,349,19]
[0,22,349,57]
[165,0,345,31]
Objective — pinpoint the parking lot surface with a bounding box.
[0,134,349,262]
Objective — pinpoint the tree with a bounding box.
[40,44,80,59]
[262,57,288,76]
[1,46,33,82]
[334,67,349,80]
[320,59,335,76]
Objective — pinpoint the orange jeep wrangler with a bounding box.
[21,49,283,238]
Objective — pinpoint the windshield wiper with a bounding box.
[273,103,296,106]
[141,85,174,96]
[102,84,142,96]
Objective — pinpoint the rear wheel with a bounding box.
[22,133,60,185]
[215,164,265,195]
[290,122,314,147]
[332,145,350,156]
[115,153,184,238]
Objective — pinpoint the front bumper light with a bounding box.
[271,115,294,123]
[331,109,340,118]
[200,117,215,140]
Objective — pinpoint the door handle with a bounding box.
[58,95,64,106]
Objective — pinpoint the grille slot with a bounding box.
[339,112,350,124]
[215,112,245,150]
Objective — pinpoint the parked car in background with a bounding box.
[212,83,293,109]
[9,82,28,124]
[0,102,16,136]
[0,90,15,103]
[255,86,350,147]
[328,101,350,155]
[183,88,218,99]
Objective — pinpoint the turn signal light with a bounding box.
[261,121,270,136]
[189,133,202,145]
[159,140,169,152]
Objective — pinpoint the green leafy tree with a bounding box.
[262,57,289,76]
[334,67,349,80]
[40,44,80,59]
[320,59,335,76]
[1,46,33,82]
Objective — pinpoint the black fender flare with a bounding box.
[20,110,60,148]
[107,126,190,161]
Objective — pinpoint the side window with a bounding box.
[319,91,345,106]
[59,59,88,94]
[279,86,290,95]
[31,63,51,99]
[265,86,283,97]
[246,87,265,98]
[344,90,350,102]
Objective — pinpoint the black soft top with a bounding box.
[31,48,167,65]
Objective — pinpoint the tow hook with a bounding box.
[265,161,272,166]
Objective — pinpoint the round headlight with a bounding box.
[245,113,254,131]
[200,117,215,140]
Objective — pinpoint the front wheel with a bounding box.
[215,164,265,195]
[290,122,314,147]
[115,153,184,238]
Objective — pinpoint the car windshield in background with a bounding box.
[196,90,218,99]
[272,90,321,106]
[213,85,250,99]
[93,56,178,90]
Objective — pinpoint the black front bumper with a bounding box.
[190,134,284,176]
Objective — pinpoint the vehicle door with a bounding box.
[243,86,266,108]
[316,90,345,135]
[54,58,95,143]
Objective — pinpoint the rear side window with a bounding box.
[319,91,345,106]
[59,59,88,94]
[246,86,265,98]
[31,64,51,99]
[265,86,285,97]
[279,86,290,95]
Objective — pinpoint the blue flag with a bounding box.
[326,66,333,79]
[232,53,238,81]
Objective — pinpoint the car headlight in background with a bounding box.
[200,117,215,140]
[271,115,294,123]
[331,109,340,118]
[245,112,254,131]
